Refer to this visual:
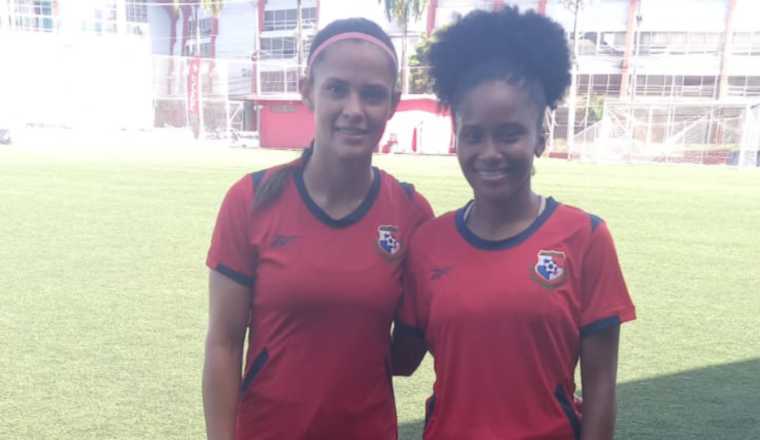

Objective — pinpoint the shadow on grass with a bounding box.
[397,359,760,440]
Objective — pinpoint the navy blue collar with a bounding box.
[455,197,558,250]
[294,162,381,229]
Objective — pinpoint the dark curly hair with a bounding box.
[427,6,571,113]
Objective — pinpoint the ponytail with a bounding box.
[252,147,312,210]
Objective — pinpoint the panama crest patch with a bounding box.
[377,225,401,258]
[532,249,568,288]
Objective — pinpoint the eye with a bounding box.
[460,128,483,144]
[495,127,525,144]
[325,82,348,98]
[361,86,390,104]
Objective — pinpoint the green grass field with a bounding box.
[1,146,759,439]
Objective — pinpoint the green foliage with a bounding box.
[171,0,223,16]
[408,32,433,94]
[379,0,427,27]
[201,0,224,16]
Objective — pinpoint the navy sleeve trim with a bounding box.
[554,385,582,440]
[399,181,415,199]
[215,264,255,287]
[589,213,604,232]
[251,170,266,191]
[394,321,425,339]
[580,315,621,337]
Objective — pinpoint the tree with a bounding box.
[378,0,429,94]
[408,32,433,94]
[170,0,223,57]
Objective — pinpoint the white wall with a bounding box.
[319,0,386,26]
[0,31,154,129]
[215,2,257,59]
[147,5,173,55]
[639,0,726,32]
[547,0,629,33]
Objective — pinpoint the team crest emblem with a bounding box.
[532,250,567,288]
[377,225,401,258]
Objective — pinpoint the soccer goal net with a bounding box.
[567,100,760,166]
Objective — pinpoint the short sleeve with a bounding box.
[579,221,636,337]
[206,175,257,287]
[411,191,435,230]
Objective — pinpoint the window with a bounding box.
[302,7,317,29]
[727,76,760,97]
[261,37,296,59]
[263,7,317,31]
[83,0,118,34]
[185,41,214,58]
[261,70,299,94]
[590,74,622,96]
[126,0,148,23]
[599,32,626,54]
[577,32,599,56]
[733,32,760,56]
[189,16,215,36]
[13,0,54,32]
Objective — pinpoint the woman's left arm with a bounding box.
[580,324,621,440]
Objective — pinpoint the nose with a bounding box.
[479,136,502,161]
[341,90,364,121]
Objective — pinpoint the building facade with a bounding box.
[0,0,154,129]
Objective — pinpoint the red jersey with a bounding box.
[207,160,433,440]
[398,197,636,440]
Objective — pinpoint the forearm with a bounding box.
[390,325,427,376]
[580,323,621,440]
[203,342,244,440]
[581,360,617,440]
[580,372,617,440]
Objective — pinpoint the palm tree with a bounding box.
[378,0,429,94]
[201,0,224,60]
[169,0,223,57]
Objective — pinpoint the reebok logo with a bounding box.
[271,234,299,249]
[431,267,452,280]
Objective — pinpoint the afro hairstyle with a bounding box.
[427,6,571,111]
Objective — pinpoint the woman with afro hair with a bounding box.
[393,7,636,440]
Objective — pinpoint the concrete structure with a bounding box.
[0,0,153,129]
[2,0,757,154]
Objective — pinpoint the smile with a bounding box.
[474,168,510,181]
[335,127,368,136]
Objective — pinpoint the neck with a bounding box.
[302,145,373,209]
[468,187,543,241]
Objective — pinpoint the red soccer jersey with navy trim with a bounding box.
[206,161,433,440]
[398,197,636,440]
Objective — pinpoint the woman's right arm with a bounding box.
[202,270,252,440]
